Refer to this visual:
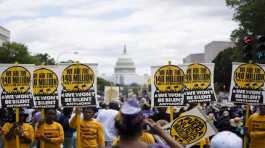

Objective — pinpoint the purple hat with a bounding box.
[121,98,141,115]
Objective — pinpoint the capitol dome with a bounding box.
[114,46,136,74]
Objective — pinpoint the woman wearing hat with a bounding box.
[113,98,183,148]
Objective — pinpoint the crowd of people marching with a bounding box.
[0,95,264,148]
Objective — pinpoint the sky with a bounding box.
[0,0,238,75]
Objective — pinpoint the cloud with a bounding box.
[1,0,238,75]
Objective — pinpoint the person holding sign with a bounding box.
[246,105,265,148]
[2,111,34,148]
[113,98,183,148]
[70,107,105,148]
[35,109,64,148]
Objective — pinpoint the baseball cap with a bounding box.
[211,131,242,148]
[120,98,141,115]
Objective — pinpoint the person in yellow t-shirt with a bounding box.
[2,111,34,148]
[70,107,105,148]
[35,109,64,148]
[246,105,265,148]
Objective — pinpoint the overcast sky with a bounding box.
[0,0,238,75]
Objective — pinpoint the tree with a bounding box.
[32,53,55,65]
[0,42,34,64]
[97,77,114,95]
[226,0,265,42]
[213,47,243,91]
[213,0,265,91]
[0,42,55,65]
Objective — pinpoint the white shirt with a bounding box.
[96,109,119,142]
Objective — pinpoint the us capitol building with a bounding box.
[103,46,149,85]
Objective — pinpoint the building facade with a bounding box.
[183,53,205,63]
[101,46,149,85]
[113,46,137,85]
[0,26,10,46]
[204,41,235,62]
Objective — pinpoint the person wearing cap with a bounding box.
[210,131,242,148]
[2,111,34,148]
[113,98,183,148]
[70,107,105,148]
[246,105,265,148]
[35,109,64,148]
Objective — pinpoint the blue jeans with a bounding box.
[64,137,74,148]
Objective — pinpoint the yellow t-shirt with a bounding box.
[246,113,265,148]
[70,116,105,148]
[2,122,34,148]
[112,132,155,145]
[35,121,64,148]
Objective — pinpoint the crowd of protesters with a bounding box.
[0,95,264,148]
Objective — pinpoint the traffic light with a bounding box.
[243,36,253,61]
[256,35,265,60]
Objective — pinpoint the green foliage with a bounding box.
[226,0,265,42]
[213,47,243,90]
[213,0,265,90]
[0,42,33,63]
[97,77,114,95]
[0,42,55,65]
[32,53,55,65]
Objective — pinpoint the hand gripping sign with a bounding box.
[163,107,217,148]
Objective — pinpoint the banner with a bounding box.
[151,65,185,107]
[229,63,265,104]
[164,107,217,148]
[104,86,119,103]
[151,63,216,107]
[32,66,60,108]
[183,63,216,103]
[0,64,34,108]
[60,63,97,107]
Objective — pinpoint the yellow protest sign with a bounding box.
[61,63,97,107]
[184,64,211,90]
[166,107,216,147]
[153,65,185,106]
[0,65,33,108]
[62,64,94,91]
[33,67,59,108]
[154,65,184,92]
[184,63,216,103]
[234,63,264,89]
[170,115,207,145]
[230,63,265,104]
[1,66,31,93]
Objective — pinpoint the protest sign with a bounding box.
[104,86,119,103]
[229,63,265,104]
[163,107,217,147]
[0,64,34,108]
[151,63,216,107]
[151,65,185,107]
[60,63,97,107]
[183,63,216,103]
[32,66,59,108]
